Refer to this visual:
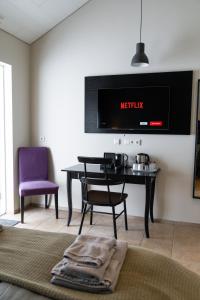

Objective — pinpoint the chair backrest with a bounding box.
[78,156,112,176]
[77,156,125,204]
[78,156,119,183]
[18,147,48,183]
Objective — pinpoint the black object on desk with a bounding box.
[61,164,160,238]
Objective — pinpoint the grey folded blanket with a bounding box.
[64,235,116,267]
[52,248,115,283]
[51,240,128,293]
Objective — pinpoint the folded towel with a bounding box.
[52,248,115,283]
[51,240,128,293]
[64,235,116,267]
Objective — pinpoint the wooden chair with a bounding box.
[77,156,128,239]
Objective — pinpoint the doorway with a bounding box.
[0,61,12,216]
[0,63,6,215]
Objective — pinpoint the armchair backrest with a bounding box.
[18,147,48,183]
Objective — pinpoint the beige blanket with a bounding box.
[0,227,200,300]
[64,235,116,267]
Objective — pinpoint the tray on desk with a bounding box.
[132,168,158,173]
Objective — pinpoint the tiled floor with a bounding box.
[1,206,200,276]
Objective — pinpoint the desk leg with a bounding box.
[145,177,150,238]
[67,172,72,226]
[81,182,84,213]
[150,177,155,223]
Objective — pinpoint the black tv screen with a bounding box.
[98,86,170,131]
[85,71,193,134]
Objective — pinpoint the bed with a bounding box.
[0,227,199,300]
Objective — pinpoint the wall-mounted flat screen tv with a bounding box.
[98,86,170,131]
[85,71,193,134]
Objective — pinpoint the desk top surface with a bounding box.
[62,164,160,177]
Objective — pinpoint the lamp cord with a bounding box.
[140,0,142,42]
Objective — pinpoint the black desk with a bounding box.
[62,164,160,238]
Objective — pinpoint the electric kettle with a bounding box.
[135,153,150,164]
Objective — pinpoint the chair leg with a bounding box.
[54,192,58,219]
[90,205,93,225]
[112,206,117,239]
[79,203,87,235]
[45,195,48,209]
[124,200,128,230]
[20,196,24,223]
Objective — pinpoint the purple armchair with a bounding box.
[18,147,59,223]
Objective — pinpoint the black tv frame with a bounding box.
[85,71,193,134]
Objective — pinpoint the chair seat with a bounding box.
[87,190,128,206]
[19,180,59,197]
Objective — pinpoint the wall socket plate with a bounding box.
[124,139,142,146]
[113,138,121,145]
[40,136,46,142]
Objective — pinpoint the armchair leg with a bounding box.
[54,192,58,219]
[20,196,24,223]
[79,203,87,235]
[90,205,93,225]
[45,195,48,208]
[112,206,117,239]
[124,200,128,230]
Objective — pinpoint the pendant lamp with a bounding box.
[131,0,149,67]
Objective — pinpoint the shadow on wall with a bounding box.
[155,160,168,219]
[156,159,192,220]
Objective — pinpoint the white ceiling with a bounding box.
[0,0,90,44]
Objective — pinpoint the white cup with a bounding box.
[138,163,145,171]
[149,162,157,171]
[132,163,138,170]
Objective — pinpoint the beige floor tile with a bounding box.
[94,213,123,226]
[25,206,54,216]
[118,229,144,246]
[34,217,67,232]
[126,216,145,231]
[141,237,173,257]
[61,210,83,221]
[88,224,117,237]
[148,222,174,240]
[174,223,200,239]
[59,224,91,235]
[172,224,200,262]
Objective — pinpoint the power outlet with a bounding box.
[40,136,46,142]
[130,139,142,146]
[124,139,142,146]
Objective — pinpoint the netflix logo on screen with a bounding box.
[120,101,144,109]
[98,86,170,131]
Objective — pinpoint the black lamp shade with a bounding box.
[131,42,149,67]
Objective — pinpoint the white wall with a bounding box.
[31,0,200,223]
[0,30,30,212]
